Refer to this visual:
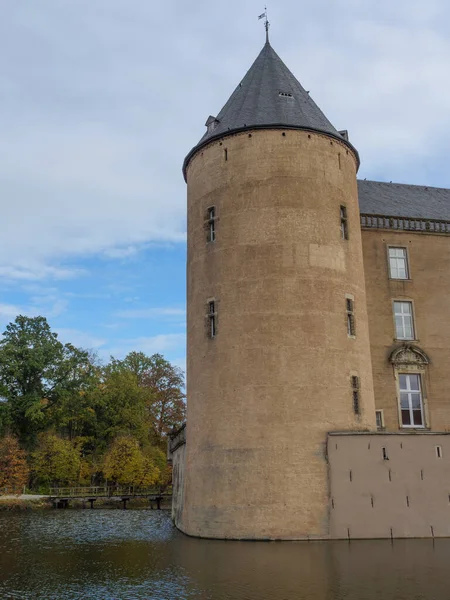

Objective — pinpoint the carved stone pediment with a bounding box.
[389,344,429,367]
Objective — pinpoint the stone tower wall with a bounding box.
[181,129,377,539]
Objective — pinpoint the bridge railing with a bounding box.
[49,486,168,498]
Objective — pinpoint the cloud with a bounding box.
[1,0,450,372]
[55,327,107,351]
[102,333,186,361]
[1,0,449,286]
[0,3,188,282]
[0,297,68,326]
[0,303,25,321]
[0,265,83,282]
[102,246,140,259]
[115,307,186,319]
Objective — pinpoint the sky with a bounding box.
[1,0,449,371]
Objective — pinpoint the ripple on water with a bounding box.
[1,511,450,599]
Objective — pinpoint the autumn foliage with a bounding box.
[103,436,161,486]
[0,435,29,494]
[0,316,185,491]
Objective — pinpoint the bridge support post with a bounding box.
[88,499,96,509]
[122,498,129,510]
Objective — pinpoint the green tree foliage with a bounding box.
[31,433,81,487]
[0,316,185,490]
[108,351,186,443]
[0,435,29,494]
[0,316,96,447]
[103,435,160,486]
[90,368,148,447]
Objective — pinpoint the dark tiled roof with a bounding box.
[183,42,356,177]
[200,42,340,142]
[358,180,450,220]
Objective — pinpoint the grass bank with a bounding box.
[0,496,50,511]
[0,495,171,511]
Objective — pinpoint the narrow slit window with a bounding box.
[340,205,348,240]
[389,247,409,280]
[436,446,442,459]
[351,375,360,415]
[346,298,355,337]
[382,447,389,460]
[207,206,216,242]
[224,148,228,161]
[208,301,217,338]
[375,410,384,429]
[393,301,415,340]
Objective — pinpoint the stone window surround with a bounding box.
[389,345,430,430]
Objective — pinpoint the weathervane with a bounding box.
[258,6,270,43]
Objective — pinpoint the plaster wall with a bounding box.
[329,433,450,538]
[182,129,376,540]
[362,229,450,431]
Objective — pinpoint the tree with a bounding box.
[141,354,186,441]
[146,446,172,490]
[103,435,160,486]
[105,352,186,445]
[31,433,81,487]
[108,351,154,385]
[0,398,12,438]
[0,435,29,494]
[0,316,96,447]
[89,368,148,449]
[0,316,182,490]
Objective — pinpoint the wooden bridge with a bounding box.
[49,486,171,510]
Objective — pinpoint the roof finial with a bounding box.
[258,7,270,43]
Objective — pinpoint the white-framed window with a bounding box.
[207,206,216,242]
[389,247,409,279]
[399,373,424,428]
[375,409,385,429]
[393,301,415,340]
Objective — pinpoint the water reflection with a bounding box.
[0,510,448,599]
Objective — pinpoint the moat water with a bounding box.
[0,510,449,599]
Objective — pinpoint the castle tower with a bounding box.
[181,40,377,540]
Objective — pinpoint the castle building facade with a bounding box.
[169,40,450,540]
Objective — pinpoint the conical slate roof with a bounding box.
[183,41,357,177]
